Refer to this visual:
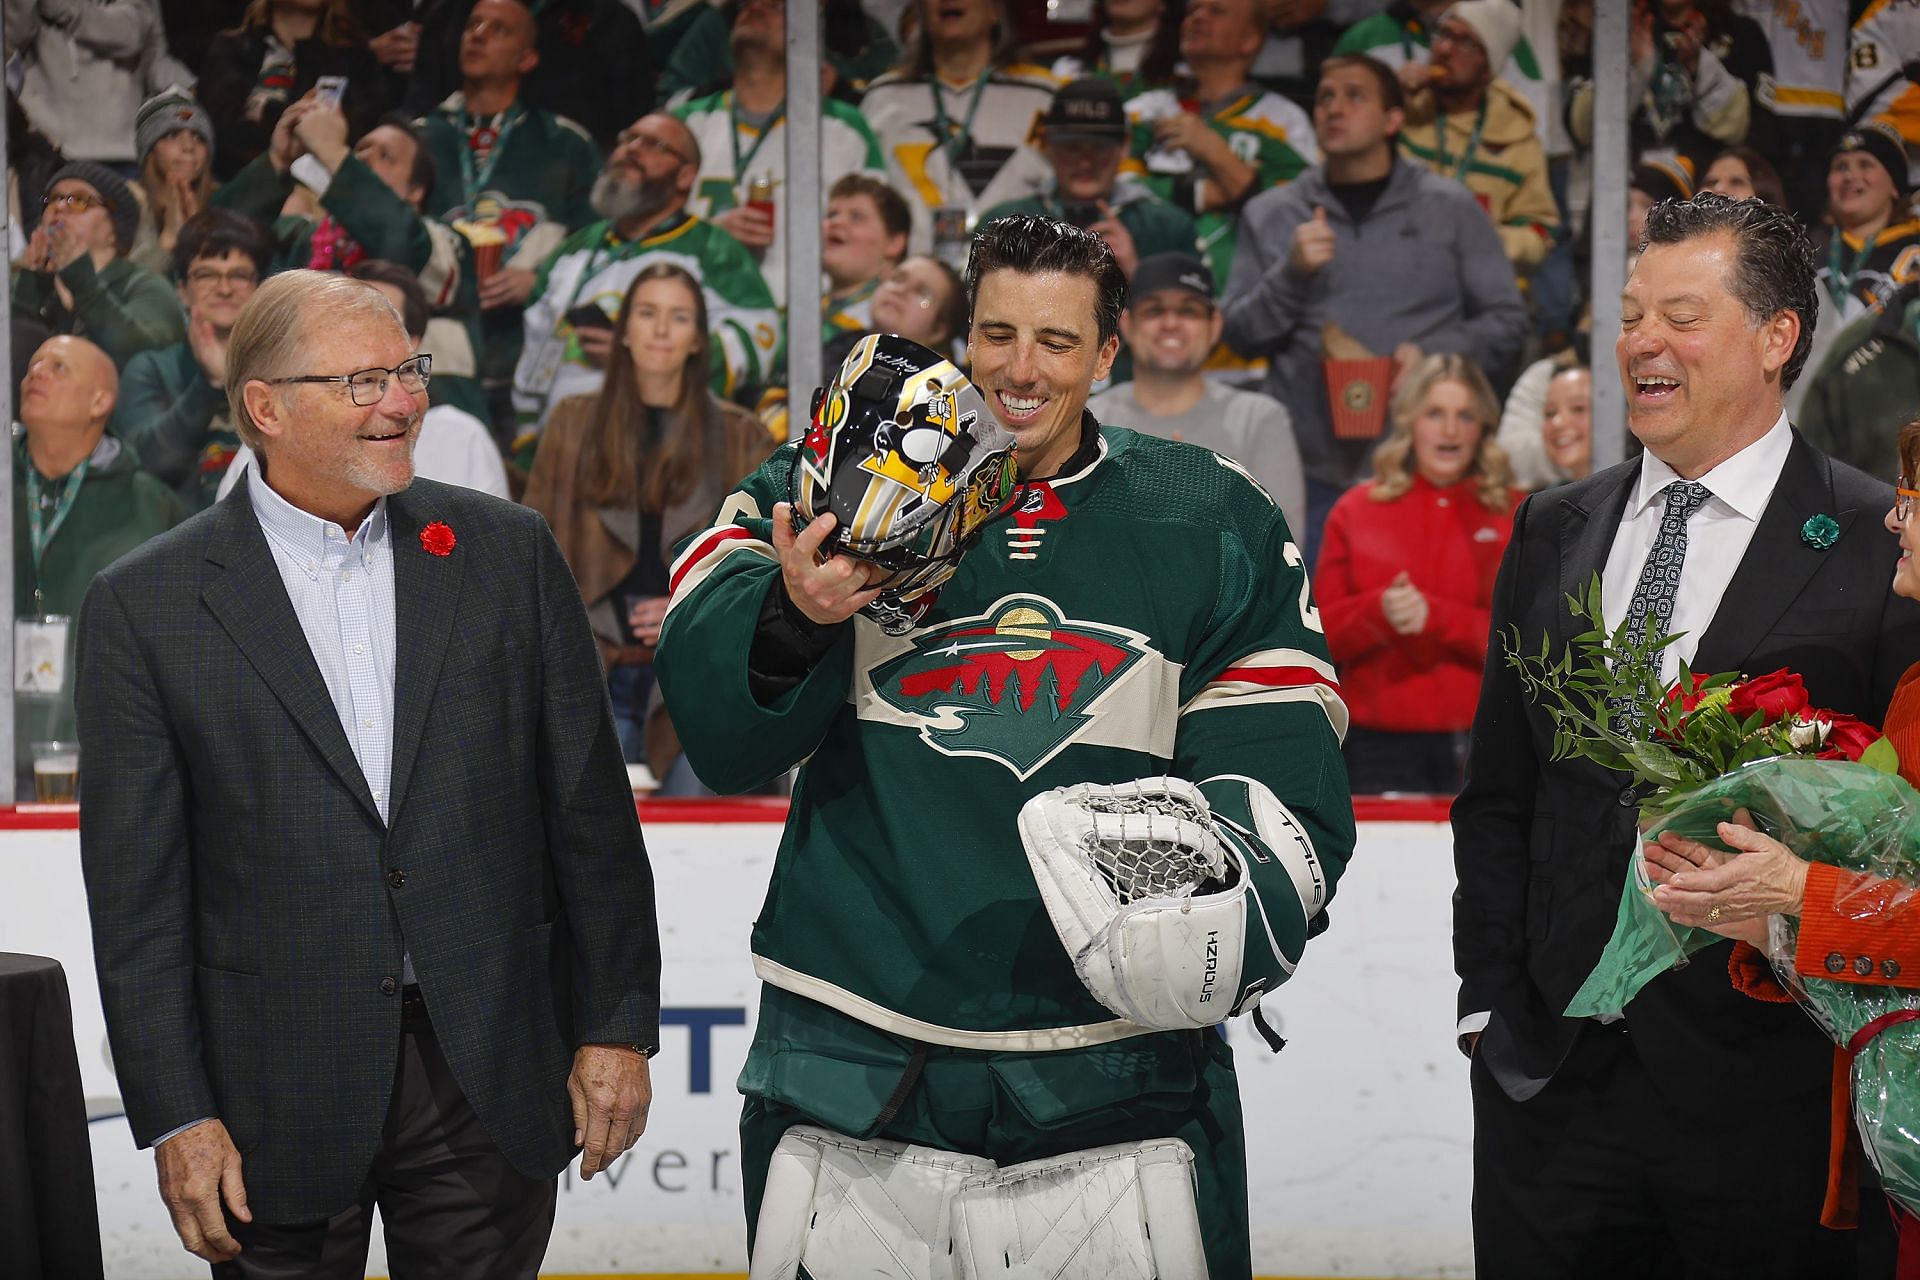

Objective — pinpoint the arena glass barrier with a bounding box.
[0,795,1472,1280]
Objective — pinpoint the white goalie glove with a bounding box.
[1018,777,1296,1032]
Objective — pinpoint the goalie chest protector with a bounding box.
[677,426,1345,1049]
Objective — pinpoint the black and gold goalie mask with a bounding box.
[791,334,1016,634]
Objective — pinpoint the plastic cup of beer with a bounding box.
[31,741,77,803]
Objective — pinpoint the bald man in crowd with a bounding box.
[14,335,183,775]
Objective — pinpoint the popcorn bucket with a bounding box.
[1323,356,1395,440]
[472,239,503,282]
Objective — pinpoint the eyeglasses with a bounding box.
[1899,475,1919,523]
[186,267,259,289]
[269,355,432,406]
[614,129,695,165]
[42,192,104,213]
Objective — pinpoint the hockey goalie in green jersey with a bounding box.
[656,216,1356,1277]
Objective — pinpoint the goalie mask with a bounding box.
[791,334,1017,634]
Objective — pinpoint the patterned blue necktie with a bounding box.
[1622,480,1712,652]
[1611,481,1710,736]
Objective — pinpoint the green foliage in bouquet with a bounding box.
[1502,573,1900,804]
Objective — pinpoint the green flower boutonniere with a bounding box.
[1800,514,1840,551]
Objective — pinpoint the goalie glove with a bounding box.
[1018,777,1309,1032]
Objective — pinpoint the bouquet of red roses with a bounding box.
[1507,578,1910,1014]
[1509,579,1920,1212]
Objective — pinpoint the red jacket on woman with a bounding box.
[1314,474,1518,734]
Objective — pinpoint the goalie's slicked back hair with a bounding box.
[965,214,1129,346]
[1642,191,1818,391]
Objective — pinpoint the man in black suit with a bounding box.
[76,269,660,1276]
[1454,193,1920,1277]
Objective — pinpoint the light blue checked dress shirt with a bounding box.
[247,463,407,987]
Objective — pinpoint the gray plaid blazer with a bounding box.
[75,477,660,1223]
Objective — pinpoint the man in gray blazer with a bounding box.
[76,269,660,1277]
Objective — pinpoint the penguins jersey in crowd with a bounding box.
[656,424,1355,1047]
[673,90,889,305]
[1816,217,1920,325]
[1851,0,1920,167]
[1738,0,1846,119]
[862,63,1058,255]
[511,212,782,434]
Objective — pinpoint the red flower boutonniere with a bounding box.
[420,521,457,557]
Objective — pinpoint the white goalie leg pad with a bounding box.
[1019,779,1249,1030]
[950,1138,1208,1279]
[749,1125,995,1280]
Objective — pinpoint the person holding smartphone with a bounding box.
[211,95,494,424]
[199,1,394,181]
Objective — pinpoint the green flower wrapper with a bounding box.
[1567,757,1920,1213]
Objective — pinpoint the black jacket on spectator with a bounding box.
[8,94,64,237]
[160,0,250,74]
[401,0,652,152]
[199,29,395,182]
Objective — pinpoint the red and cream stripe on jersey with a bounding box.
[1183,649,1348,742]
[666,524,774,613]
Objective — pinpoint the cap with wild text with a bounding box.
[1043,77,1129,143]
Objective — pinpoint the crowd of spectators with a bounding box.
[1,0,1911,799]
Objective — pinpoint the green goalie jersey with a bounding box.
[655,423,1356,1049]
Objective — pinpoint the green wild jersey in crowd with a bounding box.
[655,424,1356,1048]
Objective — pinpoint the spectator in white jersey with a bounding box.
[1087,252,1306,535]
[672,0,888,306]
[861,0,1057,263]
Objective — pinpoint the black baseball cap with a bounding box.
[1043,77,1128,143]
[1129,252,1215,306]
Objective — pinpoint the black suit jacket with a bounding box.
[75,479,660,1223]
[1454,432,1920,1101]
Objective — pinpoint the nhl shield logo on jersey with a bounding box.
[869,596,1149,777]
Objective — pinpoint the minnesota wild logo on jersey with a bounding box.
[869,595,1150,778]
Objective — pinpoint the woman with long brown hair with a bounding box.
[1315,353,1520,794]
[522,263,772,787]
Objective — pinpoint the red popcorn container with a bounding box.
[1323,357,1395,440]
[473,240,503,281]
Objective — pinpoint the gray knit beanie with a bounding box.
[135,89,215,169]
[45,162,140,255]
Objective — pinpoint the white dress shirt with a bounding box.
[1599,412,1793,683]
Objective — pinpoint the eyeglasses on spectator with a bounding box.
[268,355,433,406]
